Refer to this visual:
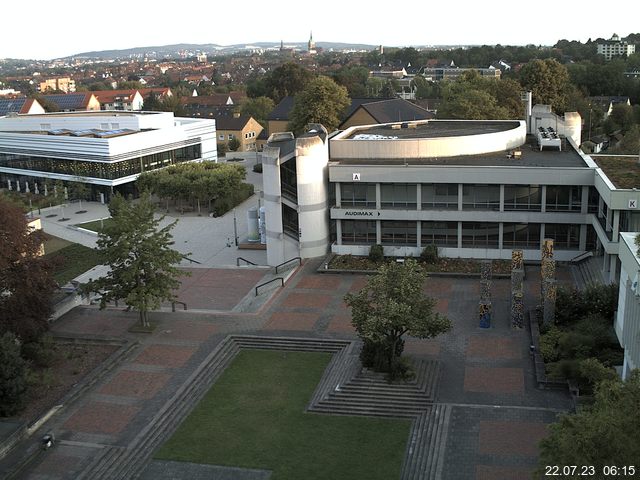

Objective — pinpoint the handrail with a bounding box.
[275,256,302,274]
[171,300,187,312]
[182,255,202,265]
[255,277,284,296]
[569,251,593,264]
[237,257,258,266]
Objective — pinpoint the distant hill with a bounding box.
[68,42,380,60]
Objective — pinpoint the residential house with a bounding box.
[93,90,144,111]
[39,93,101,112]
[217,114,263,152]
[340,98,435,130]
[597,34,636,60]
[589,96,631,119]
[0,97,45,116]
[39,77,76,93]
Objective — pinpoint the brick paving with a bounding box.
[464,366,525,394]
[3,260,578,480]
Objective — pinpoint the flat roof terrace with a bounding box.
[346,120,521,140]
[331,136,589,169]
[592,155,640,189]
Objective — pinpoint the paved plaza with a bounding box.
[0,252,577,479]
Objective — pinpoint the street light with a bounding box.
[233,208,238,246]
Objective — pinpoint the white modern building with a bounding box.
[0,111,217,199]
[615,233,640,379]
[597,33,636,60]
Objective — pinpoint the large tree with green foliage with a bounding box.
[0,332,28,417]
[82,194,185,327]
[259,62,314,103]
[344,259,451,377]
[538,371,640,472]
[0,196,55,343]
[240,96,275,127]
[519,58,572,113]
[288,76,350,134]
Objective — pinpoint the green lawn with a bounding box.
[155,349,411,480]
[44,241,101,285]
[75,218,112,232]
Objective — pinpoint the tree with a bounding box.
[288,76,350,134]
[0,197,55,343]
[0,332,28,417]
[333,65,370,97]
[379,79,398,99]
[263,62,314,103]
[228,137,241,152]
[82,194,186,327]
[519,59,571,113]
[240,96,275,127]
[344,259,452,377]
[538,371,640,472]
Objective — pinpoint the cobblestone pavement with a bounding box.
[1,260,574,480]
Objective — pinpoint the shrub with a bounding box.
[368,244,384,263]
[252,163,263,173]
[555,284,619,326]
[539,326,562,363]
[557,331,597,360]
[21,334,58,368]
[0,332,28,417]
[420,244,439,264]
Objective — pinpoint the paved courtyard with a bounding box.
[0,258,575,479]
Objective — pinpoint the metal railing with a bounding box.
[237,257,258,266]
[275,257,302,274]
[171,301,187,312]
[182,255,202,265]
[255,277,284,296]
[569,251,594,264]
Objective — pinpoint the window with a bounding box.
[341,220,376,244]
[545,186,581,211]
[228,134,234,140]
[504,185,541,211]
[422,184,458,209]
[381,221,417,245]
[380,183,416,209]
[503,223,541,248]
[462,222,499,248]
[218,134,224,140]
[421,221,458,247]
[340,183,376,208]
[462,185,500,210]
[545,224,580,249]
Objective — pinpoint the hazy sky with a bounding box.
[2,0,638,60]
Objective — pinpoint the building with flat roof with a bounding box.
[0,110,216,199]
[597,33,636,60]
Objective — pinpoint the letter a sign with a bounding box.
[352,173,361,181]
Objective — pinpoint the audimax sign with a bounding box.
[344,211,381,217]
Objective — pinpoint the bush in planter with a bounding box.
[0,332,28,416]
[420,244,439,264]
[368,244,384,263]
[252,163,263,173]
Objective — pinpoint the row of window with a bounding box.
[339,183,595,212]
[0,145,201,180]
[340,220,584,250]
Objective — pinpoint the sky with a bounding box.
[2,0,639,60]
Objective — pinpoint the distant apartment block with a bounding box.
[597,33,636,60]
[39,77,76,93]
[422,67,501,81]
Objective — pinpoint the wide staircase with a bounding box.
[571,255,606,290]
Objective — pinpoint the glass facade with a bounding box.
[462,222,500,248]
[545,223,580,249]
[0,145,201,180]
[545,185,582,212]
[381,220,417,245]
[280,159,297,202]
[421,221,458,247]
[341,220,376,244]
[340,183,376,208]
[462,185,500,210]
[504,185,541,211]
[381,183,417,209]
[422,184,458,209]
[503,223,541,248]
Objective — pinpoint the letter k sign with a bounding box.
[630,199,637,209]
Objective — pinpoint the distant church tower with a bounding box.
[308,31,316,55]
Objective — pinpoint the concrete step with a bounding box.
[311,404,423,418]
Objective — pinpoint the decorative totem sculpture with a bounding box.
[511,249,525,329]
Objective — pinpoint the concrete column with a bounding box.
[335,183,341,208]
[458,184,463,211]
[498,223,504,250]
[606,205,613,232]
[457,221,462,249]
[609,255,618,284]
[613,210,620,238]
[581,185,589,214]
[539,224,546,249]
[376,220,381,244]
[262,145,285,267]
[541,185,547,213]
[376,183,381,210]
[416,184,422,211]
[579,224,587,251]
[499,185,505,213]
[416,221,422,248]
[336,219,342,245]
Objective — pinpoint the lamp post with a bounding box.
[233,208,238,247]
[588,105,592,142]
